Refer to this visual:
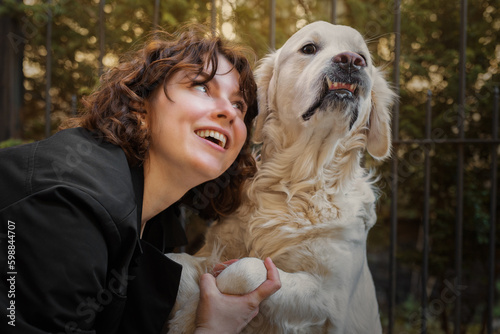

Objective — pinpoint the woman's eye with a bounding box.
[193,84,208,93]
[232,101,246,113]
[301,43,317,55]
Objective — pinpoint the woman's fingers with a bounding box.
[248,257,281,303]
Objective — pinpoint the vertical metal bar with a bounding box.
[331,0,337,24]
[458,4,467,139]
[211,0,216,36]
[98,0,105,77]
[71,94,77,117]
[153,0,160,28]
[421,90,432,334]
[45,0,53,138]
[455,0,467,332]
[487,86,499,334]
[389,1,401,333]
[392,0,401,136]
[269,0,276,49]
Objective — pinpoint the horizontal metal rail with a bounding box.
[394,138,500,145]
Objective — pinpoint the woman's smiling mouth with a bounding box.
[195,129,228,149]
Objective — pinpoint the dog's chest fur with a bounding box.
[212,165,376,274]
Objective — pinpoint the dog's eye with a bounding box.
[301,44,317,55]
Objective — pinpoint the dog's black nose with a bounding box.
[333,52,366,71]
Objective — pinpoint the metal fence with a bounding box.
[389,1,498,333]
[22,0,500,332]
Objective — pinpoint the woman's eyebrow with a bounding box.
[191,71,211,82]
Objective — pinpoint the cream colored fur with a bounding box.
[166,21,395,334]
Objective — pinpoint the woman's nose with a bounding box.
[214,98,237,123]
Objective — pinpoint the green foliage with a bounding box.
[0,138,31,148]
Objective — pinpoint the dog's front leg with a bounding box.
[215,257,382,333]
[164,253,206,334]
[215,258,334,331]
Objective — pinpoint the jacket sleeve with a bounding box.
[0,186,124,334]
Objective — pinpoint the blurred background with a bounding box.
[1,0,499,333]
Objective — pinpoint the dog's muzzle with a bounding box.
[301,52,368,125]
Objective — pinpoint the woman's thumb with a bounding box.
[199,273,219,298]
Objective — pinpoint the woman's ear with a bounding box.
[366,67,397,160]
[252,51,279,144]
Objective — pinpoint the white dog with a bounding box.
[166,21,395,333]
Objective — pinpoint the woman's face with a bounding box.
[145,54,248,186]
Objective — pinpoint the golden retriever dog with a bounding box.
[166,21,395,333]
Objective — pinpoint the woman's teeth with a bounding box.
[196,130,227,149]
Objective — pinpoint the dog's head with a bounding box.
[254,21,395,161]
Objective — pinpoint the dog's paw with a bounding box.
[215,257,267,295]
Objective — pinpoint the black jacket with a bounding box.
[0,128,188,334]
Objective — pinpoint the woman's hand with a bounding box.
[193,257,281,334]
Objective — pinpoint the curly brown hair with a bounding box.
[65,24,258,219]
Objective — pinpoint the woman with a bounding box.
[0,25,280,334]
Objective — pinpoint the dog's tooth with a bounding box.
[221,136,226,148]
[327,77,333,89]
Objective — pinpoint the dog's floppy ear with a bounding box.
[253,51,279,143]
[366,67,396,160]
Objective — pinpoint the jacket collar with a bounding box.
[129,165,187,253]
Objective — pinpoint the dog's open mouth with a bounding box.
[326,77,358,98]
[301,76,362,121]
